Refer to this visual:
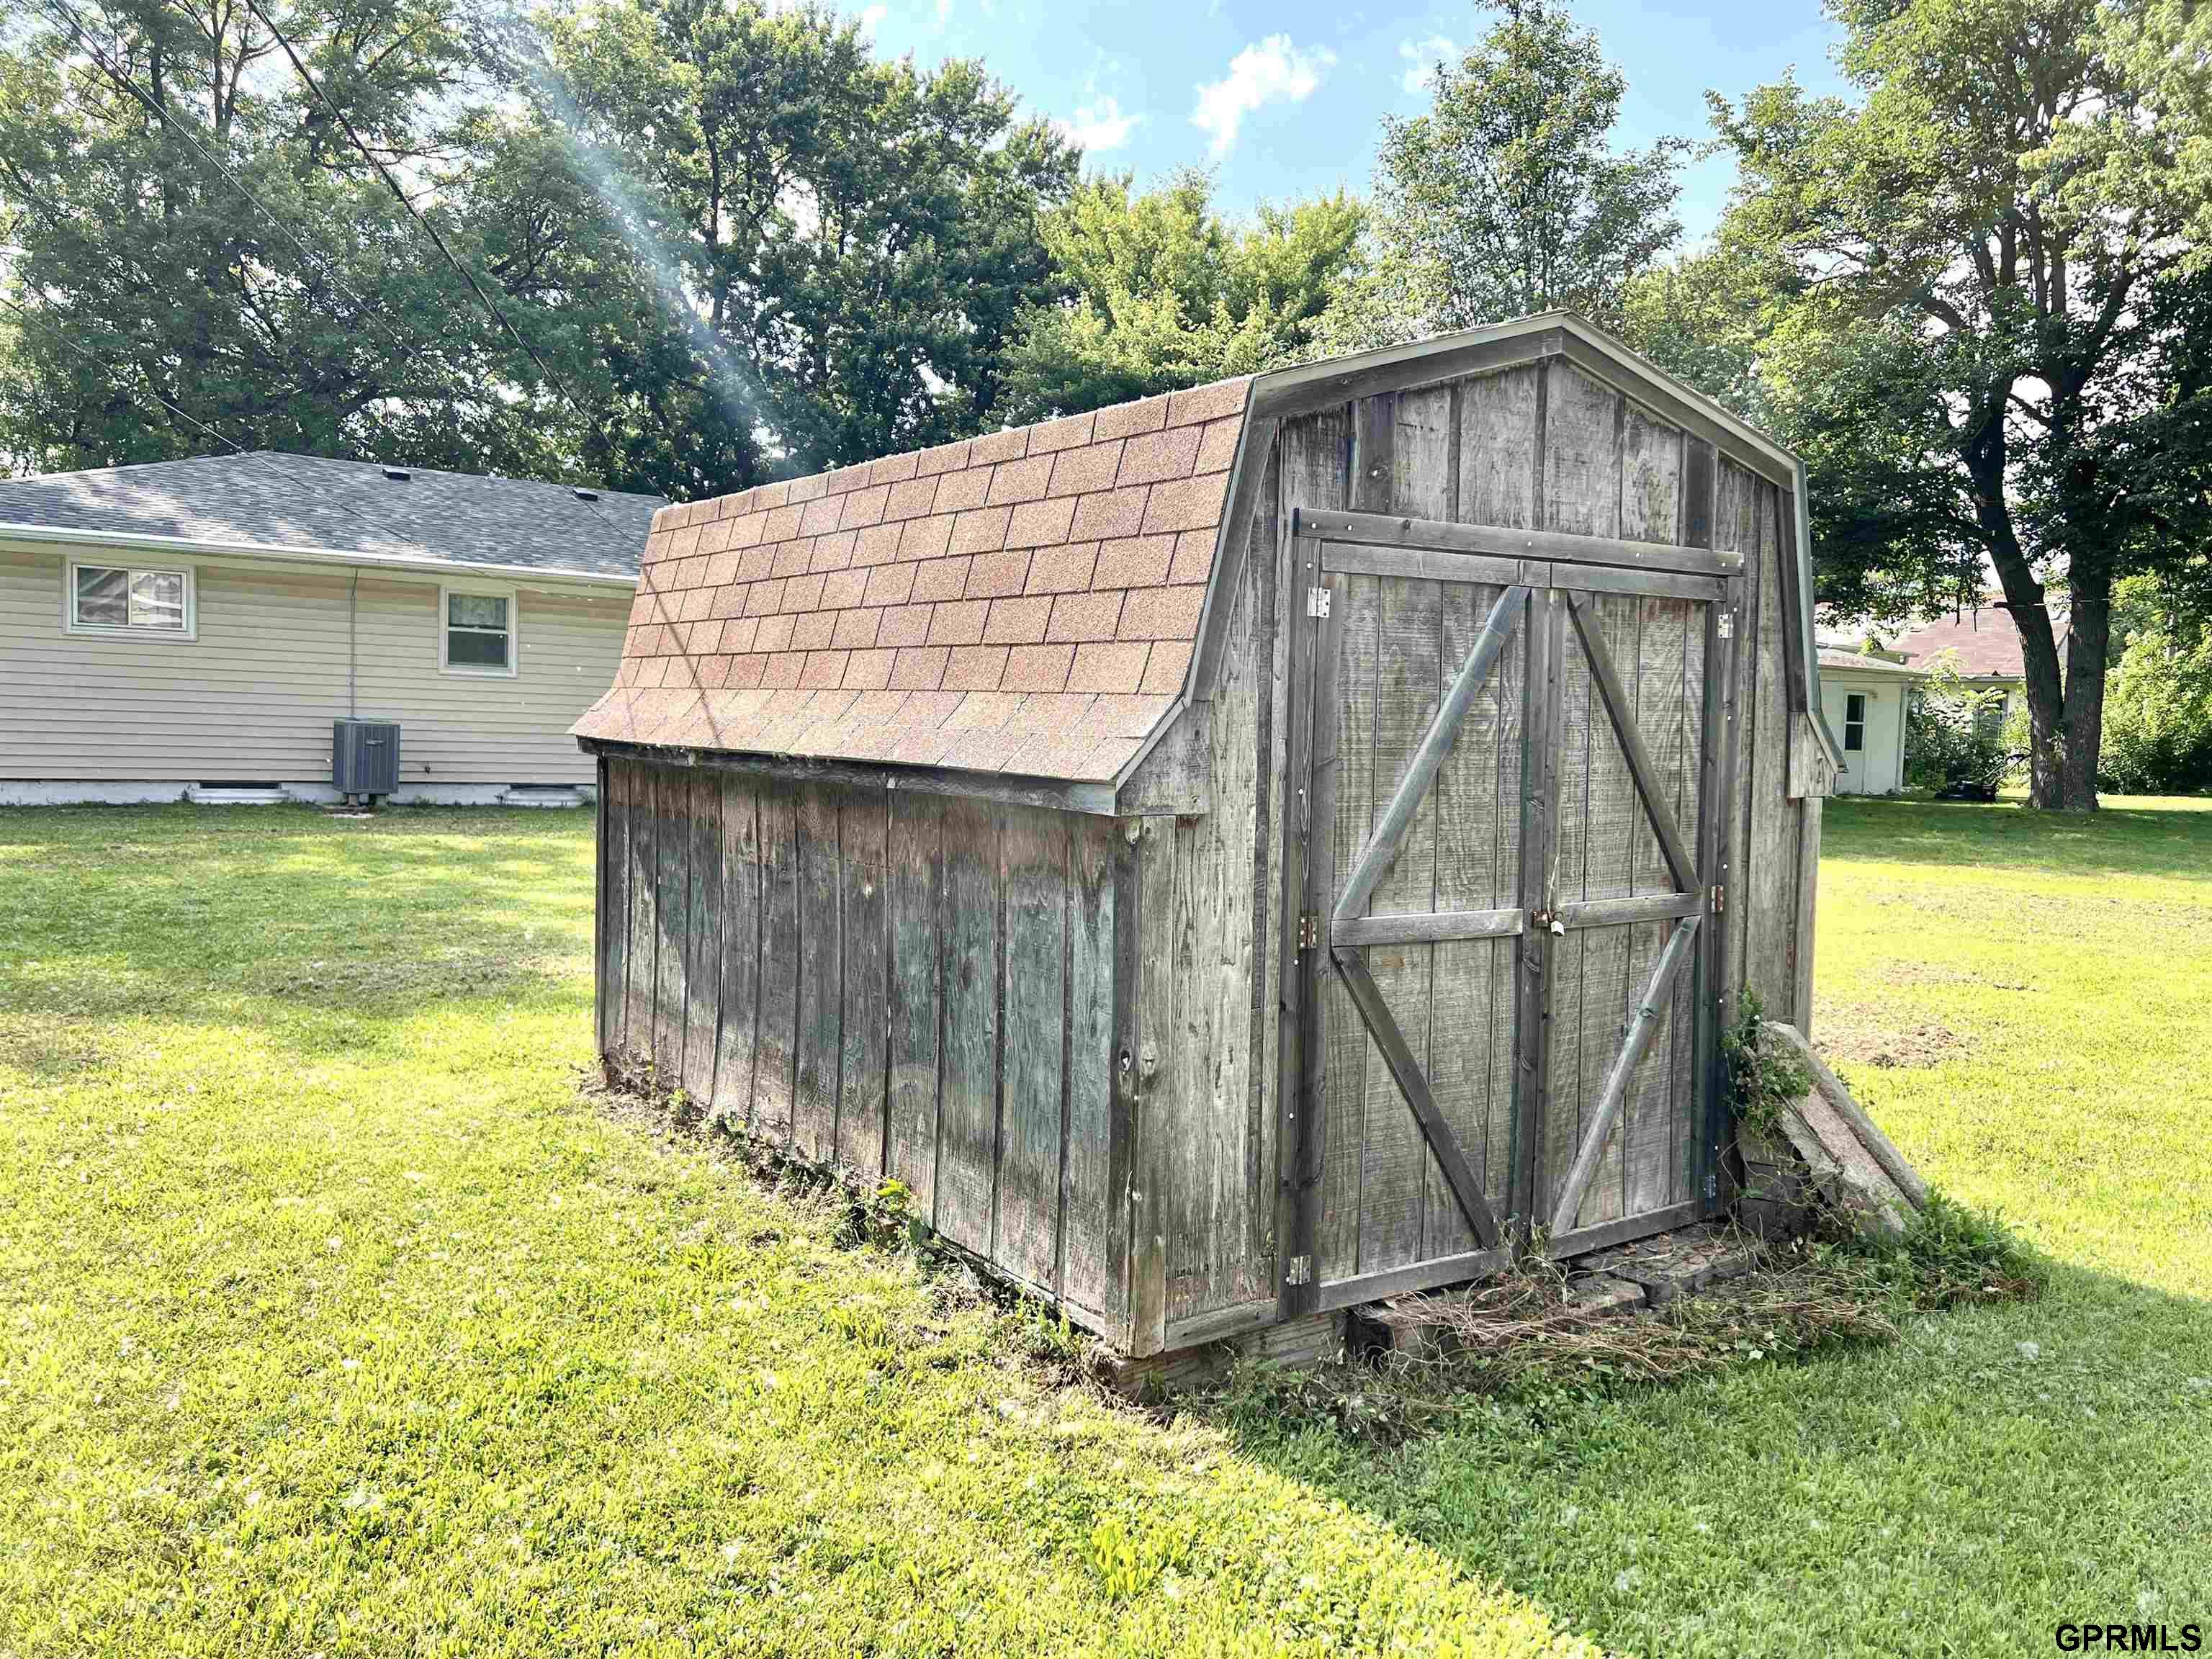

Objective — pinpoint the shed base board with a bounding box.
[1096,1310,1347,1398]
[0,779,595,807]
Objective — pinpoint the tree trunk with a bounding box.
[1966,430,2068,809]
[2059,567,2112,811]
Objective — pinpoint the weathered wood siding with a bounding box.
[1715,462,1817,1030]
[599,755,1131,1336]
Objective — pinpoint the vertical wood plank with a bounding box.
[682,770,722,1110]
[600,759,629,1061]
[1107,817,1143,1344]
[1622,597,1689,1215]
[936,797,999,1256]
[1276,410,1349,1300]
[1746,479,1798,1015]
[1460,365,1540,530]
[886,791,945,1214]
[1129,814,1177,1352]
[652,765,688,1082]
[624,762,657,1059]
[714,776,760,1128]
[1062,815,1118,1318]
[755,783,799,1143]
[1357,387,1442,1277]
[998,808,1068,1291]
[793,788,842,1162]
[837,790,890,1179]
[1321,567,1375,1279]
[1542,364,1623,539]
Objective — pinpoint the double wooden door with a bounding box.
[1280,510,1740,1313]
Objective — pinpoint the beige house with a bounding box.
[0,452,657,805]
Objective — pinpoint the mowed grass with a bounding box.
[0,806,1586,1659]
[1231,796,2212,1658]
[3,802,2209,1657]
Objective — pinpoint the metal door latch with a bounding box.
[1532,907,1565,935]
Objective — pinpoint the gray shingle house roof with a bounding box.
[0,451,661,580]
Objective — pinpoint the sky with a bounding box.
[862,0,1855,247]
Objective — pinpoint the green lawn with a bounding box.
[1,800,2207,1656]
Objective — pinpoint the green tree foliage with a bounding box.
[541,0,1077,476]
[1707,0,2212,810]
[996,170,1363,422]
[1320,0,1687,351]
[2099,577,2212,794]
[0,0,599,480]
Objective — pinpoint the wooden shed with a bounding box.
[573,312,1836,1359]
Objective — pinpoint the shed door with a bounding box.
[1281,515,1740,1311]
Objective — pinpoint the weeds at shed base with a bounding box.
[1210,1198,2044,1449]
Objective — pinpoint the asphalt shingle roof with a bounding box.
[0,451,660,579]
[572,375,1251,784]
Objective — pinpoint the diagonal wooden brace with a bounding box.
[1331,948,1503,1250]
[1565,590,1696,893]
[1547,913,1701,1236]
[1334,584,1528,928]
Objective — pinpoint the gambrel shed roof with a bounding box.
[572,375,1251,783]
[573,312,1827,801]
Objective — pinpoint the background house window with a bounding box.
[68,562,192,636]
[1844,692,1868,752]
[442,587,516,675]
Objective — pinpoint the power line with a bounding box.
[237,0,600,436]
[24,0,626,529]
[33,0,426,372]
[0,284,417,549]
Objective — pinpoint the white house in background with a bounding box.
[0,452,660,806]
[1817,647,1923,795]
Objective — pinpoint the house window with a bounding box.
[1844,692,1868,753]
[67,561,194,638]
[441,585,516,676]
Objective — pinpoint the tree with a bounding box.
[1319,0,1686,351]
[2099,575,2212,793]
[997,170,1363,422]
[541,0,1078,476]
[1709,0,2212,810]
[0,0,611,481]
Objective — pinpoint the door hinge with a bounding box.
[1711,882,1726,914]
[1298,912,1320,950]
[1306,585,1331,619]
[1285,1253,1313,1287]
[1704,1172,1719,1201]
[1717,610,1735,640]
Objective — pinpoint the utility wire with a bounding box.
[0,284,414,551]
[237,0,599,435]
[34,0,426,372]
[24,0,630,529]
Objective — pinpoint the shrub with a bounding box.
[1904,650,2010,792]
[2098,611,2212,794]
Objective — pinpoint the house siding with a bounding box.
[1820,672,1911,795]
[0,541,627,787]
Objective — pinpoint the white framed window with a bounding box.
[1844,692,1868,753]
[440,583,518,676]
[66,560,195,639]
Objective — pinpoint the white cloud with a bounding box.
[1054,94,1143,154]
[1399,34,1459,99]
[860,4,887,31]
[1190,35,1336,159]
[934,0,952,22]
